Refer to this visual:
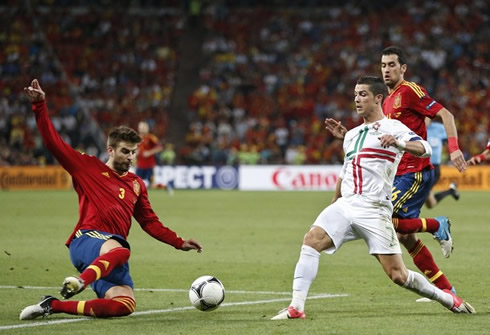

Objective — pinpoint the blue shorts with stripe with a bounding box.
[392,167,434,219]
[68,230,134,298]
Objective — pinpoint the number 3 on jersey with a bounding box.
[119,188,125,199]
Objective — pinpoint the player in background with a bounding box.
[20,79,202,320]
[271,76,474,320]
[136,121,163,188]
[467,138,490,165]
[425,119,460,209]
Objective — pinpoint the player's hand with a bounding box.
[467,154,485,166]
[324,118,347,139]
[181,239,203,253]
[24,79,46,102]
[450,150,467,172]
[378,134,398,148]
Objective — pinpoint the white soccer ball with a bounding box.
[189,275,225,311]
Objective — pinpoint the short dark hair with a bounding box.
[382,46,407,66]
[107,126,141,148]
[357,75,388,101]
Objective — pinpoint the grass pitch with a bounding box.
[0,189,489,334]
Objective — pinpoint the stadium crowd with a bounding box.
[1,0,488,166]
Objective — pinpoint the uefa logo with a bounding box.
[215,166,238,190]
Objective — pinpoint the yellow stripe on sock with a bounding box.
[113,297,136,312]
[77,301,86,315]
[409,241,425,258]
[421,218,427,232]
[87,265,102,280]
[429,270,443,283]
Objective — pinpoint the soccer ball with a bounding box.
[189,275,225,311]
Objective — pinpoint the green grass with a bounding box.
[0,190,489,334]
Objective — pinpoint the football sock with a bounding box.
[291,245,321,311]
[51,296,136,317]
[409,239,452,290]
[402,270,453,308]
[392,218,439,234]
[79,247,130,287]
[434,189,453,202]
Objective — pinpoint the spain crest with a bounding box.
[133,180,141,196]
[393,94,401,109]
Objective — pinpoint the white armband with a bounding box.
[395,139,406,150]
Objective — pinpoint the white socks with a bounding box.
[291,245,321,311]
[402,269,453,308]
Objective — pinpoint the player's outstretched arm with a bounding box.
[467,149,490,165]
[24,79,46,102]
[379,134,431,158]
[324,118,347,139]
[181,239,203,253]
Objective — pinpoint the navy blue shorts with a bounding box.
[392,168,434,219]
[69,230,134,298]
[136,167,153,183]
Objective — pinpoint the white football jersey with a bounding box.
[339,117,424,204]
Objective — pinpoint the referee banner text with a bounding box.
[434,165,490,191]
[0,166,71,190]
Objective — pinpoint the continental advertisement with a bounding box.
[433,165,490,191]
[0,166,71,190]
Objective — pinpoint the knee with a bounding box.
[303,228,331,252]
[387,269,408,286]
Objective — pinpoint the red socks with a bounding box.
[79,247,130,286]
[392,218,439,234]
[52,296,136,317]
[409,239,452,290]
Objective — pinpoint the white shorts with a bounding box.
[312,195,401,255]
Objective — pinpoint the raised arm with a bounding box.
[24,79,84,174]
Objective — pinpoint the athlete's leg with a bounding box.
[375,254,474,313]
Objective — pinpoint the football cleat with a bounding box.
[433,216,453,258]
[449,183,460,201]
[271,306,306,320]
[19,295,58,320]
[60,276,85,299]
[443,289,476,314]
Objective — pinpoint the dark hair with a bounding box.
[107,126,141,148]
[357,75,388,101]
[382,46,407,66]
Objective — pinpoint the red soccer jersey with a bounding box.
[137,134,159,169]
[33,101,184,249]
[383,80,443,175]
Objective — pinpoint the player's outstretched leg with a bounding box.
[402,270,475,314]
[19,296,58,320]
[432,216,453,258]
[20,295,136,319]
